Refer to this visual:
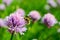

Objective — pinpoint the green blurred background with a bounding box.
[0,0,60,40]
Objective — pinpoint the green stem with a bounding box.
[10,31,14,40]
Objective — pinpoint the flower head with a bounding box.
[0,18,6,27]
[47,0,57,7]
[15,8,25,17]
[28,11,41,21]
[0,4,5,10]
[42,13,57,28]
[57,0,60,5]
[5,12,27,35]
[2,0,13,6]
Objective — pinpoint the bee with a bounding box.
[24,16,31,25]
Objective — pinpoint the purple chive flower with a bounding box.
[2,0,13,6]
[15,8,25,17]
[0,4,5,10]
[47,0,57,7]
[5,12,27,35]
[57,0,60,5]
[42,13,57,28]
[28,11,41,21]
[0,18,7,27]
